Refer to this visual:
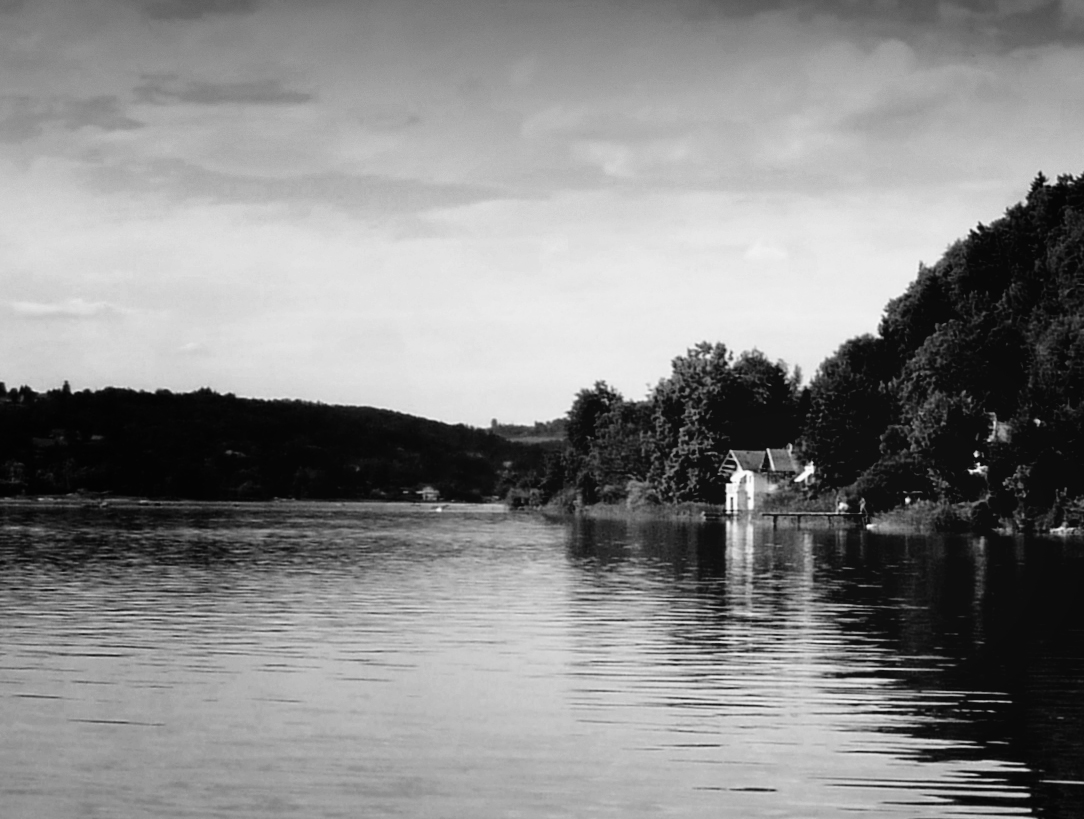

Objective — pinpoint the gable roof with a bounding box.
[723,447,801,477]
[725,449,767,474]
[765,448,798,473]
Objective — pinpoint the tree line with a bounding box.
[800,172,1084,530]
[517,345,802,509]
[0,385,548,502]
[531,172,1084,530]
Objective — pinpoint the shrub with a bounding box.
[853,454,930,512]
[599,483,628,504]
[759,486,834,512]
[625,480,661,509]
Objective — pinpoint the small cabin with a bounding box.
[419,485,441,503]
[723,448,801,514]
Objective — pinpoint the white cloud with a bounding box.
[8,298,123,318]
[744,241,789,263]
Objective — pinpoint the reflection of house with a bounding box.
[419,485,440,502]
[723,448,801,514]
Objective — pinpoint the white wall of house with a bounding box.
[726,470,771,513]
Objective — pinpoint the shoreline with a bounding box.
[0,496,508,513]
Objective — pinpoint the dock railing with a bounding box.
[761,511,868,528]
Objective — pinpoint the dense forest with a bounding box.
[801,171,1084,530]
[0,385,548,502]
[536,172,1084,531]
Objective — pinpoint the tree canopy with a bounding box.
[799,171,1084,527]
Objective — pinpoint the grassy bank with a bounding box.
[559,501,727,521]
[867,500,1001,534]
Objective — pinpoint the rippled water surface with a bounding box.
[2,502,1084,818]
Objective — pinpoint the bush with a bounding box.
[625,480,661,509]
[599,483,628,504]
[545,486,579,513]
[853,454,930,512]
[872,499,1000,533]
[759,486,834,512]
[930,502,969,533]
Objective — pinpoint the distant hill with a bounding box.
[488,418,566,448]
[0,385,549,502]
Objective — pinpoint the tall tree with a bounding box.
[648,342,736,502]
[799,335,894,489]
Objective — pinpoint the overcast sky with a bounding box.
[2,0,1083,425]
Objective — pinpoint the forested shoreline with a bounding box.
[524,172,1084,533]
[7,173,1084,531]
[0,386,547,502]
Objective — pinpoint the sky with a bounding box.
[2,0,1084,426]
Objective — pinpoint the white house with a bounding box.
[723,448,801,514]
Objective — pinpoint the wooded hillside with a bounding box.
[800,172,1084,528]
[0,385,547,502]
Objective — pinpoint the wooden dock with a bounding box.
[762,511,867,528]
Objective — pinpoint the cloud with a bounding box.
[571,137,695,179]
[357,104,421,132]
[0,95,142,143]
[744,240,789,262]
[177,341,211,355]
[83,157,506,214]
[9,299,125,319]
[141,0,256,20]
[1062,0,1084,24]
[134,76,313,106]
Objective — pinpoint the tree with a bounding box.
[905,391,988,500]
[730,349,801,446]
[799,335,893,489]
[565,381,625,504]
[648,342,736,502]
[566,381,622,457]
[587,400,651,495]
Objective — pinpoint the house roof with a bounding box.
[765,448,798,473]
[724,448,801,476]
[725,449,766,473]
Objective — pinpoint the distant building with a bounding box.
[419,485,441,502]
[723,447,802,514]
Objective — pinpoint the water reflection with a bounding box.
[563,517,1084,816]
[1,504,1083,817]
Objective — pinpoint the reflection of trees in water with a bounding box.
[564,519,1084,816]
[565,516,727,581]
[806,531,1084,817]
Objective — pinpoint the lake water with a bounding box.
[2,502,1083,818]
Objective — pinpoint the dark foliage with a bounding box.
[0,386,546,501]
[802,171,1084,527]
[543,344,800,506]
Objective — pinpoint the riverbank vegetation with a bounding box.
[528,172,1084,533]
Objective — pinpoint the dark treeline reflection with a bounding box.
[4,505,1083,817]
[819,532,1084,817]
[565,516,728,580]
[565,518,1084,817]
